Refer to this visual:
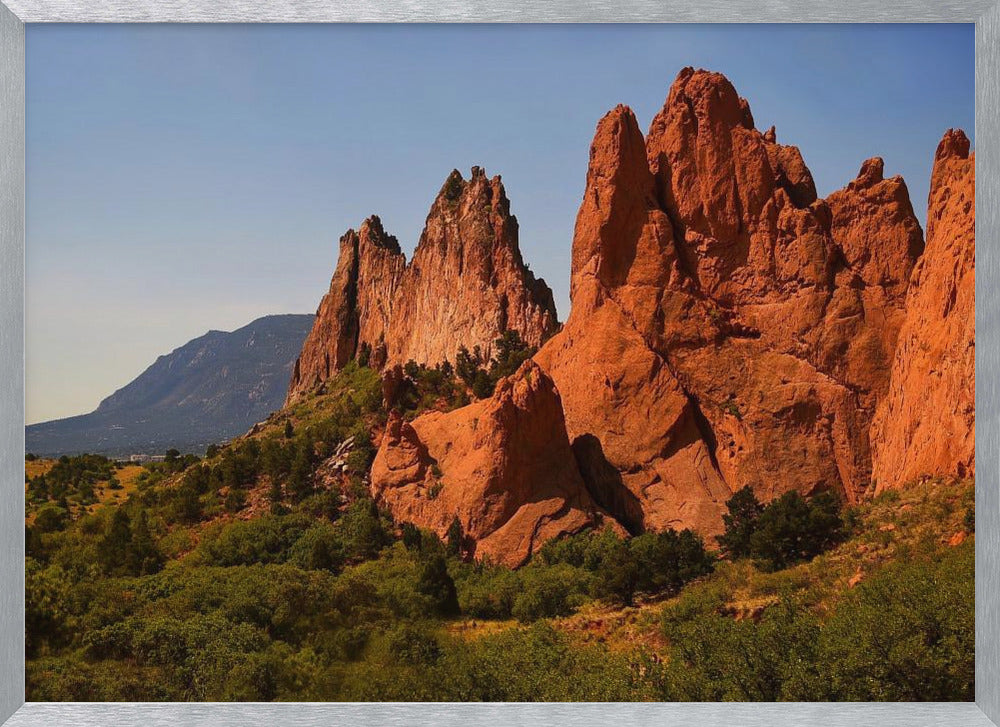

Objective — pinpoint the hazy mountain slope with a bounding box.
[27,314,314,457]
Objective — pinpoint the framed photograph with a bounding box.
[1,4,997,727]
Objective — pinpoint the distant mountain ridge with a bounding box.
[27,314,314,457]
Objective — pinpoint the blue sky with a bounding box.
[26,24,974,424]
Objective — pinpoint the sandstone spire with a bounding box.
[287,168,559,402]
[870,130,975,489]
[537,67,929,536]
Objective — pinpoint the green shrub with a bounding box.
[749,491,843,572]
[339,500,392,562]
[33,504,69,534]
[661,597,821,701]
[716,486,764,559]
[197,514,312,567]
[455,564,521,619]
[287,523,345,572]
[512,563,589,622]
[812,542,974,700]
[417,555,460,617]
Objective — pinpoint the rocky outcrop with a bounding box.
[287,168,558,402]
[870,130,975,490]
[369,361,604,566]
[536,68,929,535]
[298,66,973,558]
[385,169,558,367]
[290,218,404,394]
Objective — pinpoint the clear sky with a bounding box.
[26,24,974,424]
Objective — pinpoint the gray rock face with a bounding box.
[26,314,314,457]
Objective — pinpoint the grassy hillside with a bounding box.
[26,456,146,524]
[24,361,975,701]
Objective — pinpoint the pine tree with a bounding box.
[417,554,460,617]
[126,510,164,576]
[98,508,132,575]
[446,515,464,558]
[716,486,764,559]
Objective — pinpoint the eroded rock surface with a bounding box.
[537,68,931,535]
[370,361,604,567]
[298,67,974,557]
[870,130,975,490]
[287,169,558,402]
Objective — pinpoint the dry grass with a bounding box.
[86,464,145,513]
[24,458,54,480]
[25,459,149,522]
[453,477,975,655]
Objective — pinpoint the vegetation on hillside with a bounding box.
[24,351,975,702]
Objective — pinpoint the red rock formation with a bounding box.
[387,168,558,367]
[288,217,403,395]
[870,130,975,490]
[300,66,973,558]
[287,168,558,402]
[369,361,604,566]
[537,68,928,536]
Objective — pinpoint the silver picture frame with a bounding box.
[1,3,997,725]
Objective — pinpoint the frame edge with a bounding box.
[0,0,25,724]
[976,0,1000,722]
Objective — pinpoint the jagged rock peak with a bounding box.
[538,66,933,542]
[855,157,885,186]
[936,128,971,161]
[870,128,975,490]
[287,166,559,402]
[358,214,402,255]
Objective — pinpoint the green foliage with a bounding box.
[33,504,69,534]
[717,486,764,559]
[660,541,974,701]
[540,527,714,607]
[97,509,133,575]
[391,360,467,416]
[198,514,312,567]
[401,522,422,551]
[661,596,821,700]
[287,523,345,573]
[95,507,164,577]
[125,510,165,576]
[24,468,975,703]
[749,491,843,572]
[445,515,463,558]
[287,434,318,503]
[454,563,522,619]
[717,487,843,572]
[454,332,536,401]
[387,623,442,666]
[629,528,717,598]
[488,330,536,381]
[417,555,460,617]
[512,563,589,622]
[814,541,974,700]
[338,500,392,562]
[224,487,248,513]
[25,558,73,657]
[26,453,116,509]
